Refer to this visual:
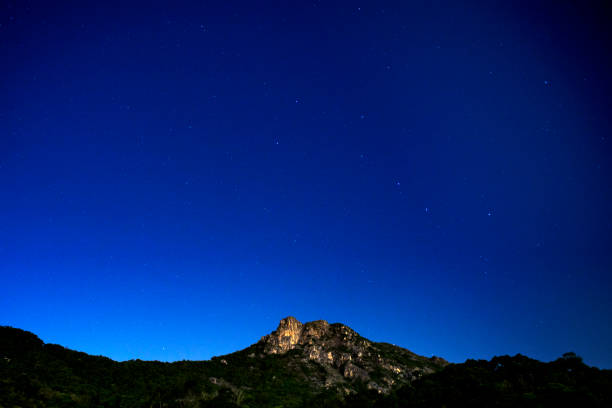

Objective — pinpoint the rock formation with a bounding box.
[257,316,448,393]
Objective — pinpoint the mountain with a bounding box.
[1,319,611,408]
[257,316,447,393]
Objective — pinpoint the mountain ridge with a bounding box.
[2,321,611,407]
[254,316,447,393]
[0,318,447,406]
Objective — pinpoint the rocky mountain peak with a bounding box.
[262,317,335,354]
[276,316,303,332]
[266,316,303,354]
[257,317,447,393]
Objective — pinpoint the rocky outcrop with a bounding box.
[258,316,448,394]
[261,316,304,354]
[261,317,368,355]
[342,362,368,380]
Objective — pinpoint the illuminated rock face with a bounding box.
[262,316,304,354]
[258,316,448,393]
[261,317,361,357]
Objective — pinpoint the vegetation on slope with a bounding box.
[1,326,610,408]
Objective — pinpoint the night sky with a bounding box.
[2,1,611,368]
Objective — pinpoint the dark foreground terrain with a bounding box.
[1,319,611,407]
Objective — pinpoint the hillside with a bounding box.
[1,319,610,407]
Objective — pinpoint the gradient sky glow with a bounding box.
[2,1,612,368]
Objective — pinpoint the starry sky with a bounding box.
[2,1,611,368]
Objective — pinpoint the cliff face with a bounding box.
[257,316,448,393]
[262,316,304,353]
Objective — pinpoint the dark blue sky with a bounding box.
[2,1,611,368]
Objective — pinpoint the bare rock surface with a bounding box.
[257,316,448,393]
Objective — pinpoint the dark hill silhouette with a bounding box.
[1,321,610,407]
